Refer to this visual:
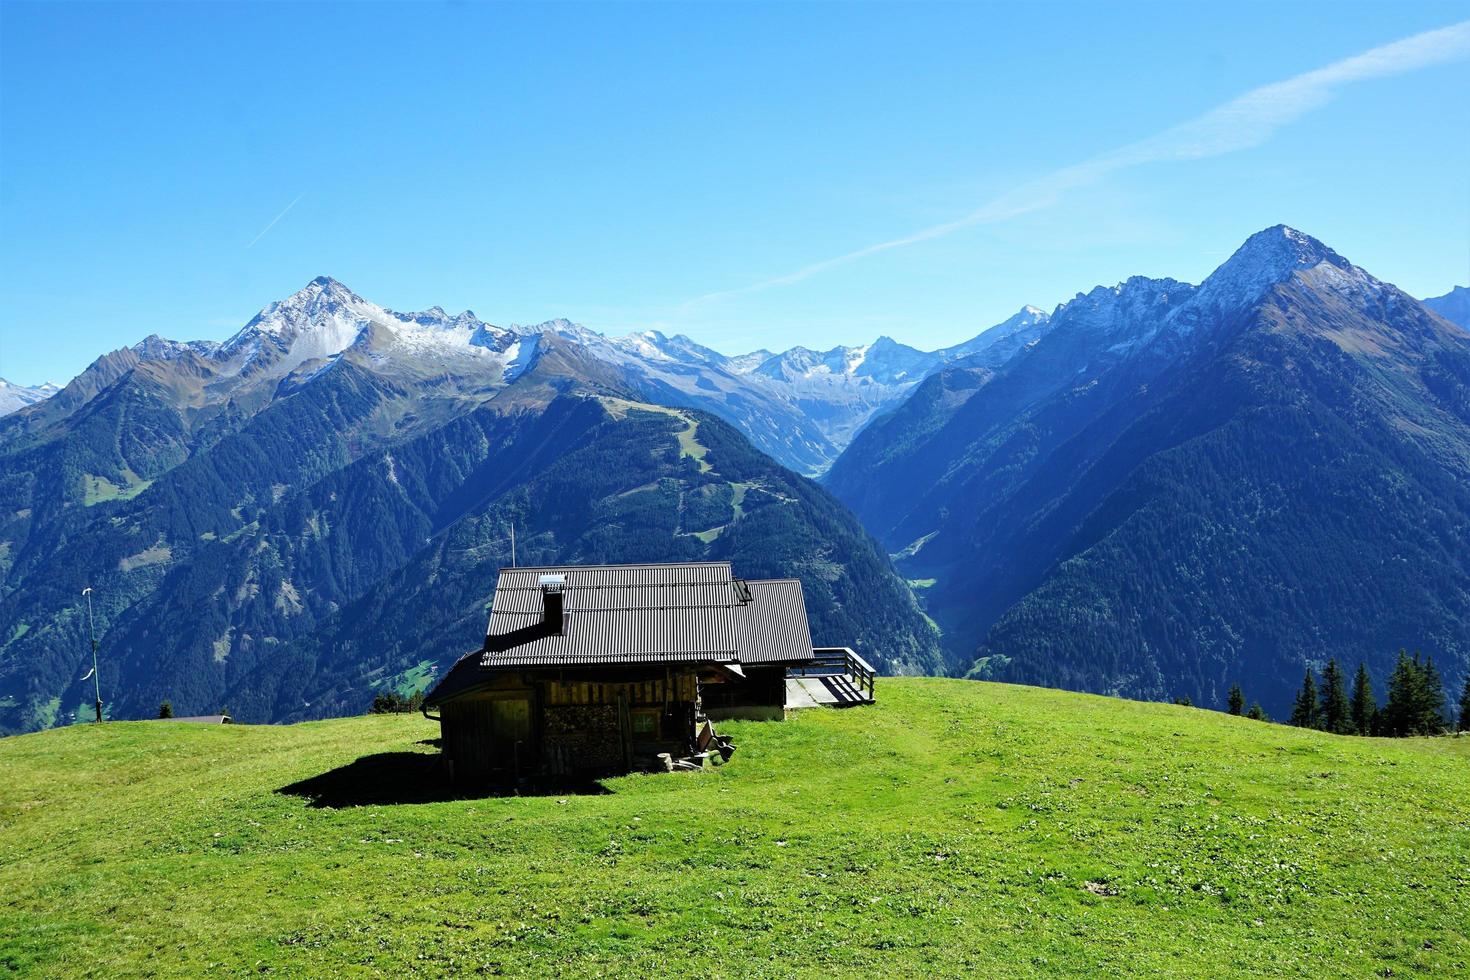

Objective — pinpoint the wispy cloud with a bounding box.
[684,20,1470,309]
[246,192,305,249]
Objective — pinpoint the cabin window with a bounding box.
[631,710,658,737]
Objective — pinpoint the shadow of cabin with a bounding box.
[278,750,610,807]
[423,562,856,784]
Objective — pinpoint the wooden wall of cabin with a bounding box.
[702,665,788,720]
[439,676,536,782]
[539,670,698,775]
[440,669,702,780]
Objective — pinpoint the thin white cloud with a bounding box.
[684,20,1470,309]
[246,192,305,249]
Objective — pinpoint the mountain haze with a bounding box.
[0,379,59,416]
[1423,284,1470,329]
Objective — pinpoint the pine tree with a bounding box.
[1421,656,1448,735]
[1459,675,1470,733]
[157,700,173,719]
[1320,659,1350,734]
[1246,702,1267,721]
[1382,650,1416,736]
[1350,663,1376,736]
[1383,650,1448,736]
[1227,684,1244,716]
[1289,668,1318,728]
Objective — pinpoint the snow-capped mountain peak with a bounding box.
[726,349,775,375]
[0,378,61,416]
[219,276,387,372]
[1227,225,1346,275]
[936,305,1055,366]
[248,276,378,333]
[214,277,533,379]
[1053,276,1192,334]
[1138,225,1393,345]
[517,318,591,341]
[132,335,222,361]
[1193,225,1364,309]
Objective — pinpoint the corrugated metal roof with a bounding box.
[496,561,735,574]
[480,563,750,667]
[489,563,746,617]
[482,649,736,668]
[424,563,820,702]
[472,562,813,671]
[737,579,814,665]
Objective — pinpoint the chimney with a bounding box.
[537,574,565,635]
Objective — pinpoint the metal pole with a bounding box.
[83,587,102,722]
[510,523,516,568]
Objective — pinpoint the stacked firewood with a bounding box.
[542,705,622,768]
[542,704,617,734]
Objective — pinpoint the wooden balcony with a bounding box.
[786,647,876,708]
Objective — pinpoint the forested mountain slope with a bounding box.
[827,227,1470,716]
[0,287,939,733]
[213,397,940,723]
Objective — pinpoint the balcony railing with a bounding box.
[789,646,875,702]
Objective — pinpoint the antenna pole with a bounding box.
[510,523,517,568]
[83,587,102,722]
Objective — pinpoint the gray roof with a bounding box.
[740,580,814,664]
[489,563,749,621]
[426,563,815,701]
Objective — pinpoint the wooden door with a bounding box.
[491,698,531,773]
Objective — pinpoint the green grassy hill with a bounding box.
[2,678,1467,977]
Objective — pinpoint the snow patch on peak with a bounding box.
[986,305,1052,335]
[937,305,1056,365]
[1197,225,1356,306]
[517,318,592,341]
[222,276,386,362]
[217,278,528,377]
[727,349,775,375]
[132,335,221,361]
[1055,277,1191,330]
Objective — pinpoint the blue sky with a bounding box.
[2,2,1468,386]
